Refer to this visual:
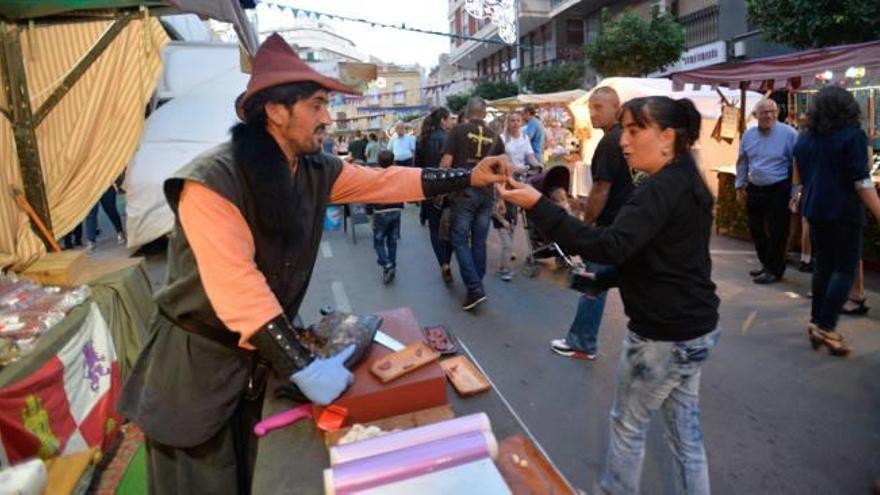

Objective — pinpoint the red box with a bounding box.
[327,307,448,425]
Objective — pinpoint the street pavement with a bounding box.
[116,204,879,494]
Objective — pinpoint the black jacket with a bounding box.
[528,155,719,341]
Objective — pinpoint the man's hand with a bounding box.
[471,155,512,187]
[735,188,747,208]
[496,177,542,210]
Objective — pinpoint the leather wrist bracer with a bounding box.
[421,168,471,197]
[249,314,315,377]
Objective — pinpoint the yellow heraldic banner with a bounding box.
[0,18,169,270]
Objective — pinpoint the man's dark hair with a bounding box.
[242,81,324,127]
[368,132,377,141]
[524,105,537,117]
[465,96,487,121]
[377,149,394,167]
[808,86,861,135]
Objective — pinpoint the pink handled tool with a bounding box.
[253,404,313,437]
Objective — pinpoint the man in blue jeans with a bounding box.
[552,87,633,359]
[441,97,505,310]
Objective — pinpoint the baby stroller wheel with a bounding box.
[521,262,538,278]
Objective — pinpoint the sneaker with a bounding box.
[383,266,395,284]
[550,339,596,360]
[748,268,765,277]
[116,232,127,245]
[498,269,513,282]
[462,289,487,311]
[753,273,780,284]
[85,241,96,253]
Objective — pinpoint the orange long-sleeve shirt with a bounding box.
[178,162,424,348]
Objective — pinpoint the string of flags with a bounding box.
[261,1,521,47]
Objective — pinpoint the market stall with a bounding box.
[252,307,576,495]
[0,257,155,469]
[488,90,590,194]
[672,40,880,263]
[0,1,257,270]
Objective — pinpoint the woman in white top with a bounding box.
[503,111,543,174]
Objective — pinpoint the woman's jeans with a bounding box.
[426,203,452,267]
[86,187,124,242]
[810,220,862,331]
[599,328,720,495]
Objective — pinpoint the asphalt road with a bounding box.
[124,205,878,495]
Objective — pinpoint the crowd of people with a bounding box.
[330,83,880,493]
[736,88,880,355]
[96,34,880,495]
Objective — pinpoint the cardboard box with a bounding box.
[329,307,448,425]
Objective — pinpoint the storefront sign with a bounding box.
[651,41,727,77]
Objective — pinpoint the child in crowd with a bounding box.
[367,150,404,283]
[492,197,516,281]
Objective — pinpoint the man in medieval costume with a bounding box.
[117,33,510,494]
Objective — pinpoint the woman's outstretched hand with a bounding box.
[496,177,542,210]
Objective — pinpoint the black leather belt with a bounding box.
[158,307,243,350]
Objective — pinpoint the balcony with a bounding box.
[449,0,551,68]
[679,5,720,50]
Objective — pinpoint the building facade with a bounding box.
[425,53,476,108]
[332,64,427,136]
[446,0,792,86]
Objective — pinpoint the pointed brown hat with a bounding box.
[236,33,359,120]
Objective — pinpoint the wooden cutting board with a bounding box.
[369,341,439,383]
[440,355,490,396]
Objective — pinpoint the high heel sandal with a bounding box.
[840,298,869,316]
[807,325,824,351]
[817,329,852,357]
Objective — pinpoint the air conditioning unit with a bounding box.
[733,41,747,58]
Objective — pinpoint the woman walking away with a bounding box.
[794,86,880,357]
[500,96,720,495]
[416,107,455,282]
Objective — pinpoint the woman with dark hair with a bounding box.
[417,106,456,282]
[500,96,720,494]
[794,86,880,356]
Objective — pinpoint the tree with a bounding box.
[471,79,518,101]
[446,92,470,113]
[586,7,685,77]
[520,63,585,93]
[746,0,880,49]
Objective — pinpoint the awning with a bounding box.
[487,89,588,110]
[672,40,880,90]
[0,1,257,55]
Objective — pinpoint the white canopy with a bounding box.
[125,43,246,250]
[488,89,588,110]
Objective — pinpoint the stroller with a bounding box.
[519,165,582,278]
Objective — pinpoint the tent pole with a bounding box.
[0,22,54,241]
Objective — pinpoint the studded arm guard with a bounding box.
[249,314,315,377]
[421,168,472,198]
